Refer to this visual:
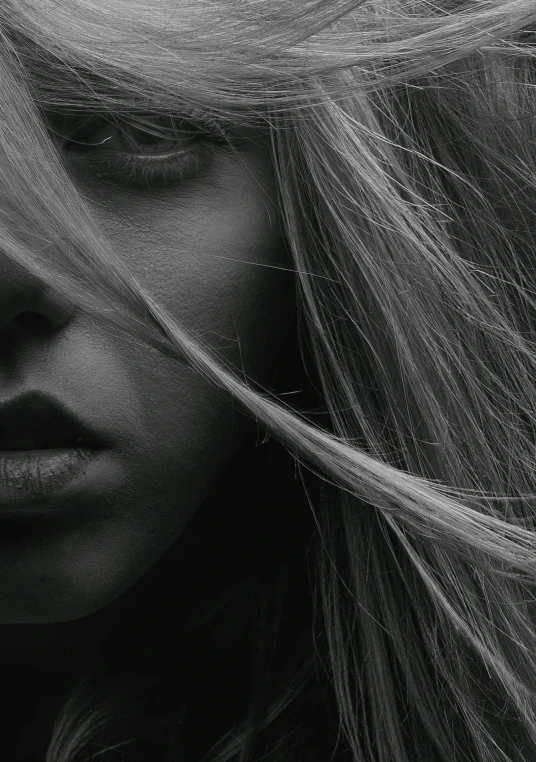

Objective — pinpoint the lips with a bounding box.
[0,391,106,451]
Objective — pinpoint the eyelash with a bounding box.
[60,112,236,189]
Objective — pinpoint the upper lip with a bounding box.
[0,391,107,450]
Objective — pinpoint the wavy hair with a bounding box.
[2,0,536,759]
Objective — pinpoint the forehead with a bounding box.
[6,0,289,125]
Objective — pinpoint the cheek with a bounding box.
[98,165,295,384]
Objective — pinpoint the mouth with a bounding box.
[0,390,106,451]
[0,391,107,508]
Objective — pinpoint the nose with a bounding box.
[0,256,75,334]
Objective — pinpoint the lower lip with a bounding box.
[0,448,97,507]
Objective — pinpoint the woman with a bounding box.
[0,0,534,759]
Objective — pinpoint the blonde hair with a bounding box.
[2,0,536,759]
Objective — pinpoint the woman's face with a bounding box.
[0,111,296,623]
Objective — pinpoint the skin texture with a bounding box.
[0,119,297,634]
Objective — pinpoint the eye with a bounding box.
[63,114,202,156]
[46,111,233,189]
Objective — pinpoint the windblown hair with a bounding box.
[2,0,536,759]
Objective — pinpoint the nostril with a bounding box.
[0,312,49,342]
[0,285,75,334]
[8,311,50,334]
[12,312,47,326]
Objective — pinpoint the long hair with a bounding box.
[2,0,536,760]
